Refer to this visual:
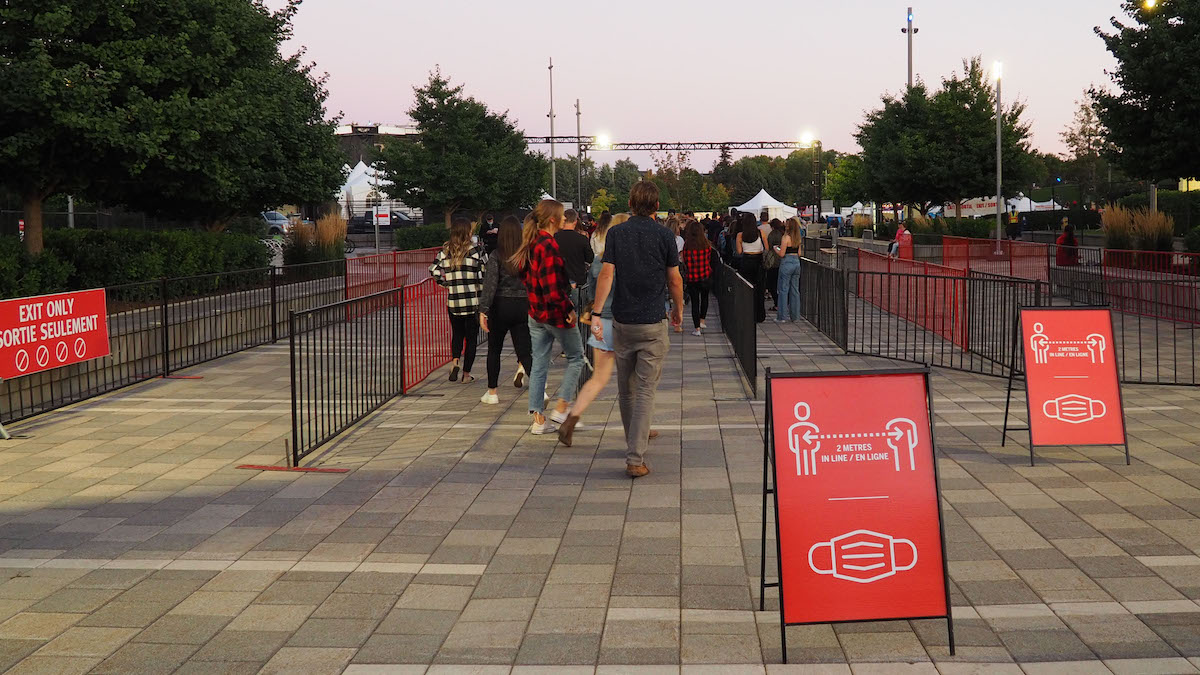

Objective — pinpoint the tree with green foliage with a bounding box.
[825,154,867,206]
[378,71,544,225]
[856,57,1035,215]
[1091,0,1200,185]
[0,0,346,252]
[590,188,617,215]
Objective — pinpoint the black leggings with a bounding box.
[486,297,533,389]
[448,310,478,374]
[687,281,710,329]
[739,255,766,323]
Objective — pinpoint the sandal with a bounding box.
[449,365,460,382]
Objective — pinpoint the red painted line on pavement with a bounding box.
[160,375,205,380]
[236,464,350,473]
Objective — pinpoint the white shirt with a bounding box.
[742,235,764,254]
[675,235,684,253]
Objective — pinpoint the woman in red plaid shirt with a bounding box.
[680,220,715,336]
[510,199,584,435]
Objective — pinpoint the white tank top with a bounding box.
[742,236,763,254]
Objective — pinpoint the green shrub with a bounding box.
[0,237,74,300]
[1023,210,1102,231]
[1184,227,1200,254]
[1117,190,1200,236]
[38,229,269,291]
[394,224,449,251]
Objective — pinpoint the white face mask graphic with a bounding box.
[808,529,918,584]
[1043,394,1106,424]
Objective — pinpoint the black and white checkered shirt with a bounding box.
[430,245,487,316]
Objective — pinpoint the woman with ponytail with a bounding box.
[510,199,584,435]
[430,216,487,383]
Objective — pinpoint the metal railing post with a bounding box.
[398,285,407,393]
[270,266,278,343]
[160,277,170,377]
[288,310,298,467]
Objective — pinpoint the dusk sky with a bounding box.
[278,0,1126,169]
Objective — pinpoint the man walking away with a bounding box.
[590,181,683,478]
[554,209,594,301]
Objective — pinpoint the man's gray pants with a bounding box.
[613,320,669,467]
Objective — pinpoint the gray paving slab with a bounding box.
[0,309,1196,670]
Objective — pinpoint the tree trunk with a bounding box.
[443,207,454,229]
[955,200,962,220]
[22,191,45,255]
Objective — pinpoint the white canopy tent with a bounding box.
[337,161,422,219]
[732,189,798,221]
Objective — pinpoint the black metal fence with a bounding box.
[289,287,405,465]
[714,263,758,397]
[804,253,1198,386]
[1,260,346,424]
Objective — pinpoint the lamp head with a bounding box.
[992,61,1003,81]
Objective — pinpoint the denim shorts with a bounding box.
[587,317,614,352]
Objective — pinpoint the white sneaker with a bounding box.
[699,320,707,329]
[480,392,499,405]
[691,329,702,336]
[513,364,525,388]
[548,409,570,424]
[530,419,558,435]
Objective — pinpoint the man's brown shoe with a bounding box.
[557,415,580,447]
[648,430,660,440]
[626,464,650,478]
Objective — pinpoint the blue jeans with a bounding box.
[776,256,802,321]
[528,317,585,414]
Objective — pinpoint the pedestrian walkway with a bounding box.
[0,314,1198,674]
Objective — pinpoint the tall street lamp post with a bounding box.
[993,61,1003,254]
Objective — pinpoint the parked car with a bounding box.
[261,211,290,236]
[347,213,394,234]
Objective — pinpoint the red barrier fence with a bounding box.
[941,237,1200,325]
[345,248,440,301]
[402,278,451,393]
[856,251,969,350]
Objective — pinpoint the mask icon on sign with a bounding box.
[808,529,918,584]
[1042,394,1106,424]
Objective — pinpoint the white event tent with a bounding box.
[732,189,798,221]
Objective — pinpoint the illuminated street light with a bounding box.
[595,133,612,150]
[992,61,1003,81]
[1144,0,1157,8]
[799,131,816,148]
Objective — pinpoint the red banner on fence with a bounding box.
[0,289,110,379]
[767,370,949,626]
[1020,308,1125,447]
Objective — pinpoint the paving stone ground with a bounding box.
[0,309,1199,674]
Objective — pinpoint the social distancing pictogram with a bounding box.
[760,368,953,663]
[1003,307,1128,465]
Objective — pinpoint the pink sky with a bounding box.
[278,0,1123,169]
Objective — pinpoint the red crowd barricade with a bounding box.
[941,235,1200,326]
[402,278,452,393]
[856,251,969,350]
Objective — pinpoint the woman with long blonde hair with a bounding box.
[511,199,584,435]
[430,216,487,382]
[773,217,804,322]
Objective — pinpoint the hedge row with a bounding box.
[1116,190,1200,235]
[1,230,270,300]
[395,224,451,251]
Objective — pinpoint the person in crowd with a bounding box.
[1055,219,1079,267]
[481,213,499,253]
[681,219,714,336]
[510,200,584,435]
[774,217,804,322]
[554,208,594,314]
[704,214,722,244]
[666,214,685,253]
[764,218,784,312]
[736,212,767,323]
[557,213,626,446]
[430,216,487,384]
[589,181,683,478]
[758,211,773,243]
[478,216,533,404]
[593,212,613,242]
[888,219,912,258]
